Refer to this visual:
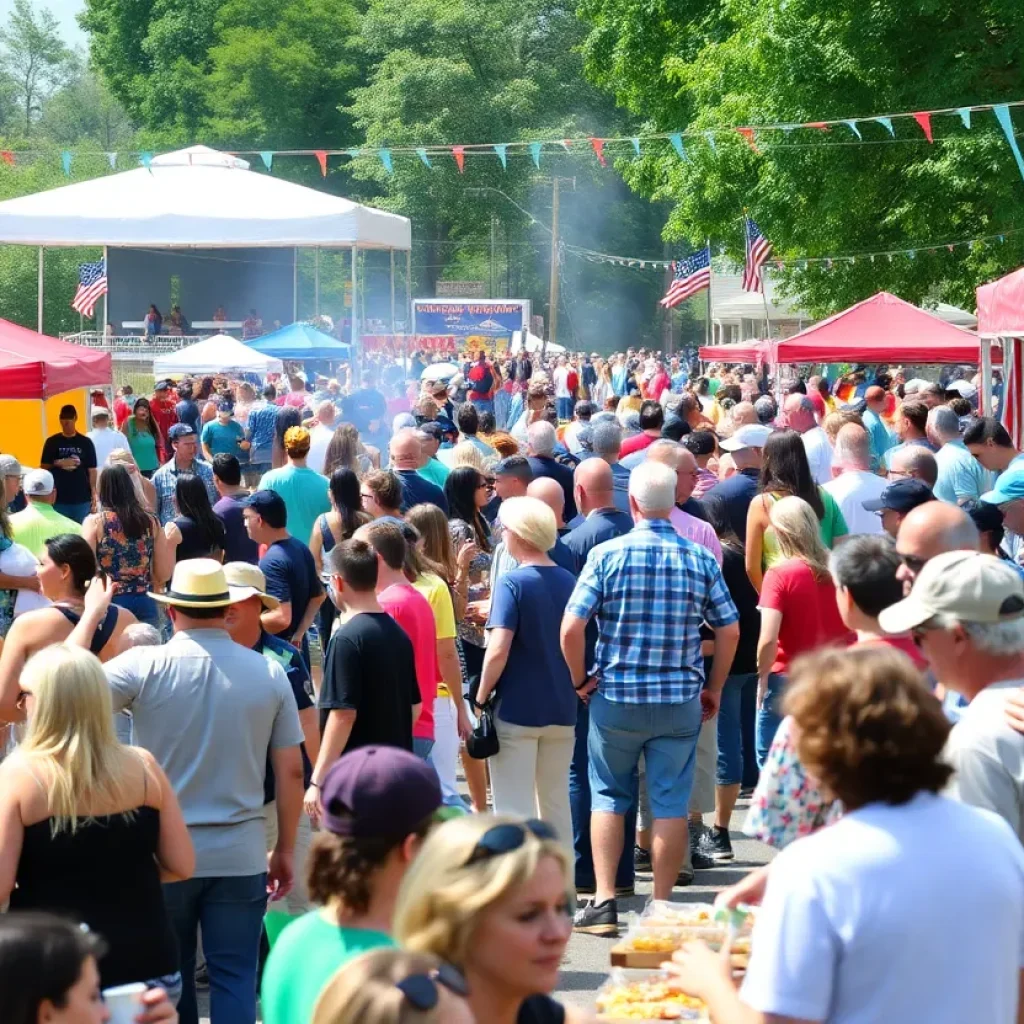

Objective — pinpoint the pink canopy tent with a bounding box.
[977,268,1024,447]
[0,318,111,399]
[698,340,770,364]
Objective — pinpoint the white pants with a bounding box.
[429,695,468,809]
[490,719,575,855]
[263,801,314,915]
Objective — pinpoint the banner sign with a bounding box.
[361,334,457,356]
[413,301,528,356]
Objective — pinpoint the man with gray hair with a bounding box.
[754,394,777,426]
[562,461,739,934]
[880,550,1024,840]
[527,420,577,520]
[590,419,631,515]
[927,404,989,505]
[888,444,939,489]
[783,392,833,485]
[823,423,887,535]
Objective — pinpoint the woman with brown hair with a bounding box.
[324,424,378,479]
[667,645,1024,1024]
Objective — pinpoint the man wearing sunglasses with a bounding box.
[862,478,935,540]
[893,501,980,595]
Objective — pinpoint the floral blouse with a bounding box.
[448,518,492,648]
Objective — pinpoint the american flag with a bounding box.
[72,260,107,317]
[660,246,711,308]
[742,217,772,292]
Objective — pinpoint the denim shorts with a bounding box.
[587,691,702,819]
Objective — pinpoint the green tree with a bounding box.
[579,0,1024,315]
[36,70,135,149]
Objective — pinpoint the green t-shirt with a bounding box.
[261,911,394,1024]
[201,418,245,456]
[418,457,450,490]
[258,465,331,549]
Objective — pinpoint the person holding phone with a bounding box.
[40,405,98,524]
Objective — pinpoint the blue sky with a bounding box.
[0,0,87,49]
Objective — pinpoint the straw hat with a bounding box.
[150,558,247,609]
[222,562,281,610]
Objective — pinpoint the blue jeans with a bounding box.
[54,501,91,523]
[113,591,160,629]
[163,874,268,1024]
[588,691,702,818]
[755,673,787,769]
[556,396,573,421]
[570,700,637,890]
[470,397,494,416]
[412,737,435,760]
[717,673,758,786]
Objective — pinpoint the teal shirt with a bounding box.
[201,418,245,457]
[933,438,992,504]
[261,911,394,1024]
[258,465,331,547]
[418,458,449,489]
[861,408,894,470]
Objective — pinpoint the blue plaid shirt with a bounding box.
[152,457,218,525]
[246,400,279,459]
[566,518,738,704]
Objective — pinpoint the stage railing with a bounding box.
[60,332,225,354]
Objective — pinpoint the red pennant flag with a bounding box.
[589,137,607,167]
[947,244,955,252]
[0,151,13,166]
[452,146,465,173]
[912,112,934,142]
[735,127,759,153]
[806,121,830,131]
[314,150,327,176]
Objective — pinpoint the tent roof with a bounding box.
[153,334,283,376]
[977,267,1024,337]
[0,146,411,250]
[0,319,111,399]
[769,292,982,365]
[698,341,769,363]
[246,322,352,359]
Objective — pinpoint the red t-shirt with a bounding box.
[759,559,854,674]
[619,432,656,458]
[648,371,670,401]
[149,397,179,447]
[379,583,438,740]
[855,634,929,672]
[113,397,131,429]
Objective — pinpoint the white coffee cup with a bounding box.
[102,982,147,1024]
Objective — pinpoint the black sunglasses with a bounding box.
[396,963,469,1010]
[464,819,559,867]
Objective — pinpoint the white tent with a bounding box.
[714,290,804,321]
[511,330,565,355]
[930,302,978,327]
[153,334,283,376]
[0,146,410,249]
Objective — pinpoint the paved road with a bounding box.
[198,798,772,1022]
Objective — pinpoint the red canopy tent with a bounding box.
[977,268,1024,448]
[0,318,111,399]
[768,292,984,365]
[698,340,769,364]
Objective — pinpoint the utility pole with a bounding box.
[547,177,561,354]
[490,215,497,297]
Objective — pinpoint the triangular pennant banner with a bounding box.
[874,117,895,136]
[908,249,917,259]
[735,127,759,152]
[314,150,327,176]
[139,152,153,172]
[346,149,362,159]
[106,152,117,170]
[529,142,542,168]
[416,147,432,168]
[561,139,572,151]
[705,132,717,152]
[61,150,72,176]
[452,146,465,172]
[958,107,972,129]
[0,150,13,166]
[843,120,862,140]
[260,151,273,171]
[493,144,507,169]
[589,137,607,166]
[912,112,934,142]
[631,137,641,156]
[379,149,393,175]
[806,121,830,131]
[994,104,1024,182]
[669,133,687,161]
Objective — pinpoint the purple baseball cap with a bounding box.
[320,746,442,840]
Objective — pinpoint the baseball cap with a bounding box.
[320,746,442,839]
[0,454,24,477]
[879,550,1024,634]
[719,424,773,452]
[862,478,935,514]
[23,469,55,496]
[981,469,1024,506]
[241,489,287,518]
[91,405,110,419]
[154,380,172,391]
[216,400,233,413]
[418,421,444,441]
[167,423,197,442]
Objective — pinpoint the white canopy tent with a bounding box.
[511,330,565,355]
[152,333,283,376]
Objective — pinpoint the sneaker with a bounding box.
[700,825,735,862]
[688,821,708,855]
[691,848,716,870]
[675,865,695,887]
[633,844,652,873]
[573,898,619,936]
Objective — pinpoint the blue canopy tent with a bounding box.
[245,321,352,359]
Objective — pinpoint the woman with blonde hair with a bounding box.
[395,814,582,1024]
[0,644,193,991]
[312,948,473,1024]
[448,440,491,474]
[754,496,853,764]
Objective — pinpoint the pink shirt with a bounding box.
[668,506,723,565]
[379,583,438,740]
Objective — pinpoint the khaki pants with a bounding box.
[263,802,314,915]
[490,719,575,856]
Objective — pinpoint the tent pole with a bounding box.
[981,338,994,418]
[406,248,412,334]
[351,246,359,374]
[102,245,108,336]
[37,247,43,333]
[292,248,298,323]
[314,247,320,318]
[390,249,396,334]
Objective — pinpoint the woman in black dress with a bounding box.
[167,472,226,562]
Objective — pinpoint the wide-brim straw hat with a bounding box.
[222,561,281,611]
[150,558,249,609]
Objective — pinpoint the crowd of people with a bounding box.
[2,342,1024,1024]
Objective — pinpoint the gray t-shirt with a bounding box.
[105,627,304,877]
[945,678,1024,843]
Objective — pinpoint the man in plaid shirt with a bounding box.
[562,460,738,934]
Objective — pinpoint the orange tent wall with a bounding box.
[0,389,88,469]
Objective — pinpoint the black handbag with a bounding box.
[466,698,500,759]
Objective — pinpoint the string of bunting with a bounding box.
[564,227,1024,273]
[3,98,1024,181]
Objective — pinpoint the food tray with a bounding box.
[611,902,753,969]
[595,968,709,1022]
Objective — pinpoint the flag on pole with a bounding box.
[742,217,773,292]
[659,247,711,308]
[72,260,107,317]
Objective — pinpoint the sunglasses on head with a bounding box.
[463,819,559,867]
[396,963,469,1011]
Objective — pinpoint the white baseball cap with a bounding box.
[23,469,55,496]
[719,424,773,452]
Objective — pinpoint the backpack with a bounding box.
[471,364,494,395]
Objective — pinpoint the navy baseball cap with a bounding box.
[419,421,444,440]
[216,399,233,413]
[167,423,197,442]
[320,746,442,839]
[862,478,936,514]
[241,489,287,518]
[154,379,173,391]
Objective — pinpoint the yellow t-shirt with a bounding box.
[412,572,458,695]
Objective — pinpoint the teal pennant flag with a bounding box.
[493,143,507,169]
[260,151,273,171]
[416,148,432,168]
[528,142,542,168]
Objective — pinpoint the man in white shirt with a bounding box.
[86,406,130,467]
[822,423,887,535]
[552,355,572,421]
[783,393,832,485]
[307,400,337,475]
